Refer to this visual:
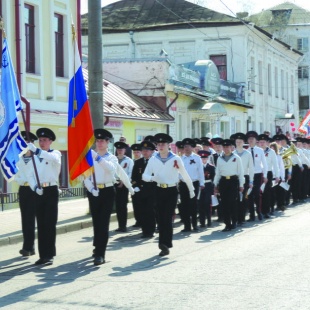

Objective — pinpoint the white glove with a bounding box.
[36,187,43,196]
[28,143,37,153]
[134,187,140,192]
[189,191,195,199]
[58,189,62,195]
[129,188,135,195]
[91,188,99,197]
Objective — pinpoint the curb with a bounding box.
[0,210,135,248]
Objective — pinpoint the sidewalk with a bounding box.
[0,198,134,247]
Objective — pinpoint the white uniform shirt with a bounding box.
[233,149,254,183]
[249,146,268,177]
[276,154,285,180]
[298,148,310,166]
[28,149,61,189]
[117,156,134,178]
[213,153,244,187]
[15,156,34,186]
[181,153,204,186]
[142,152,195,195]
[264,147,280,178]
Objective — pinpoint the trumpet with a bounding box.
[281,143,298,169]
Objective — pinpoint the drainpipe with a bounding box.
[129,31,135,58]
[77,0,82,56]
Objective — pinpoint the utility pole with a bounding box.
[88,0,103,129]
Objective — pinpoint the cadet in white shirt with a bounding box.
[246,131,268,221]
[179,138,205,232]
[114,141,134,232]
[142,133,195,256]
[214,139,244,231]
[258,134,280,218]
[84,129,134,266]
[27,128,61,266]
[15,131,38,257]
[232,132,254,224]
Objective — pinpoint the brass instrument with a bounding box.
[281,143,298,169]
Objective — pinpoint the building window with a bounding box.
[54,13,64,77]
[25,4,35,73]
[297,38,308,52]
[210,55,227,80]
[258,61,263,94]
[200,121,210,138]
[298,67,309,79]
[275,67,278,98]
[281,69,284,99]
[299,96,309,110]
[251,57,255,92]
[268,64,272,96]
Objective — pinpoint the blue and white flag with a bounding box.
[0,38,27,181]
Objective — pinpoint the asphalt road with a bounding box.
[1,203,310,310]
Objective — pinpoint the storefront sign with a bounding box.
[220,81,245,102]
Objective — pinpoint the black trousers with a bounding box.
[19,186,36,251]
[291,165,302,201]
[35,186,58,259]
[237,175,249,223]
[301,165,309,200]
[155,186,178,248]
[219,177,239,228]
[134,188,156,235]
[198,182,213,226]
[248,173,263,219]
[88,186,115,258]
[262,171,273,215]
[131,194,142,225]
[179,181,199,230]
[115,185,129,229]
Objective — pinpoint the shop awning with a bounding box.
[188,101,227,116]
[275,113,295,120]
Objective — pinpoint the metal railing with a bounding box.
[0,187,87,211]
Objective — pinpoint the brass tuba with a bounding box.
[281,143,298,169]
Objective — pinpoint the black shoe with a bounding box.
[258,213,263,220]
[222,227,231,232]
[19,249,35,257]
[207,221,212,227]
[35,258,53,265]
[141,234,154,238]
[94,256,105,266]
[181,228,191,232]
[247,218,255,222]
[115,227,127,232]
[231,223,236,229]
[264,214,270,219]
[158,244,169,256]
[200,224,206,228]
[192,227,200,232]
[132,223,140,228]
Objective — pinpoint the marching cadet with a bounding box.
[15,131,38,257]
[246,131,268,221]
[232,133,254,224]
[84,129,134,266]
[179,138,205,232]
[214,139,244,231]
[295,137,310,202]
[142,133,195,256]
[175,140,185,156]
[131,143,142,161]
[130,143,143,227]
[131,141,157,238]
[114,141,134,232]
[27,128,61,265]
[258,134,280,218]
[197,150,215,227]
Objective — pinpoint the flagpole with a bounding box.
[71,22,97,190]
[0,17,41,189]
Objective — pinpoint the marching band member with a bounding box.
[258,134,280,218]
[246,131,268,221]
[232,133,254,224]
[214,139,244,231]
[27,128,61,266]
[84,129,134,266]
[142,133,194,256]
[114,141,134,232]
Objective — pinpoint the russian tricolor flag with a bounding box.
[68,30,94,185]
